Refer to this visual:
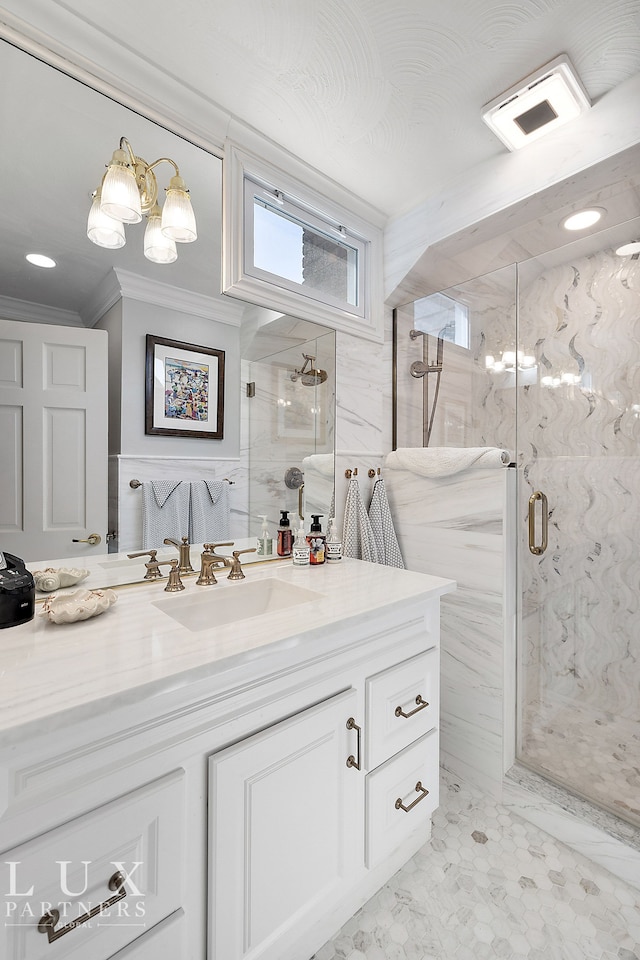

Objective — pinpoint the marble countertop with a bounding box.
[0,558,454,742]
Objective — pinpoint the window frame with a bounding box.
[223,144,384,341]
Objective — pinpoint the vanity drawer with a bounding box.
[0,770,185,960]
[365,648,439,770]
[365,730,439,868]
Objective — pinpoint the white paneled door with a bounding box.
[0,319,108,561]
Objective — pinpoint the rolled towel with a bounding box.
[302,454,335,477]
[385,446,510,479]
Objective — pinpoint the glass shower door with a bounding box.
[516,221,640,827]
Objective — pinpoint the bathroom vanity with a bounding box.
[0,558,454,960]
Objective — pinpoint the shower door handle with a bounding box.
[528,490,548,555]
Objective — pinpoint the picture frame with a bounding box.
[145,334,225,439]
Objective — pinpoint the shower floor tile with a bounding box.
[520,698,640,829]
[312,769,640,960]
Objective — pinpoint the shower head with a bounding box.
[290,354,328,386]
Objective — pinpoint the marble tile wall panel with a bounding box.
[384,466,510,797]
[116,456,247,553]
[335,330,384,455]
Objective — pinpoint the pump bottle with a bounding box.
[277,510,293,557]
[292,521,310,565]
[326,517,342,561]
[306,514,326,565]
[256,515,273,556]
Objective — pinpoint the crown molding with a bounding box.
[0,294,82,326]
[81,268,244,328]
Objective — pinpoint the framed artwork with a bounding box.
[145,335,225,439]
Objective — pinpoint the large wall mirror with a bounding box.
[0,39,335,587]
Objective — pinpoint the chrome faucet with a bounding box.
[163,536,194,575]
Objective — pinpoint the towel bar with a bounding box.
[130,477,234,489]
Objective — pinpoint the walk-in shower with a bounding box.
[393,215,640,833]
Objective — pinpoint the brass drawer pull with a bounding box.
[346,717,361,770]
[528,490,548,555]
[395,781,429,813]
[395,695,429,719]
[38,871,126,943]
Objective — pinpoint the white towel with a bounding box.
[189,480,230,543]
[385,446,510,478]
[368,478,404,569]
[142,480,190,549]
[343,477,378,563]
[302,454,335,477]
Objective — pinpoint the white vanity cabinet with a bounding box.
[0,560,454,960]
[209,689,361,960]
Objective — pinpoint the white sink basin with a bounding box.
[152,577,324,632]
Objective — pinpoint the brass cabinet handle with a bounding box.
[528,490,548,555]
[395,781,429,813]
[346,717,361,770]
[71,533,102,546]
[395,695,429,719]
[38,871,126,943]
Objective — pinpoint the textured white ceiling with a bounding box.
[32,0,640,216]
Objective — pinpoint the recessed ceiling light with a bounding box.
[561,209,604,231]
[26,253,56,268]
[615,241,640,256]
[482,55,591,152]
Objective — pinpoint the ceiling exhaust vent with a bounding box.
[482,55,590,151]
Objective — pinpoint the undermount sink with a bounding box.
[152,577,324,632]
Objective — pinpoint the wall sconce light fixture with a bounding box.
[87,137,197,263]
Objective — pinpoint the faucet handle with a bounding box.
[127,549,164,580]
[156,559,185,592]
[227,548,257,581]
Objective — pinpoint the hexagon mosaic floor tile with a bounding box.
[312,771,640,960]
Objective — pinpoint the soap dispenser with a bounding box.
[326,517,342,562]
[292,521,310,566]
[256,515,273,556]
[277,510,293,557]
[306,514,326,565]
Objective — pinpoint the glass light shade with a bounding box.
[144,207,177,263]
[101,148,142,223]
[87,192,126,249]
[161,175,197,242]
[502,351,516,366]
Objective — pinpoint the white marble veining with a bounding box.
[384,465,513,798]
[0,557,453,741]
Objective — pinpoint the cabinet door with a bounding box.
[209,689,361,960]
